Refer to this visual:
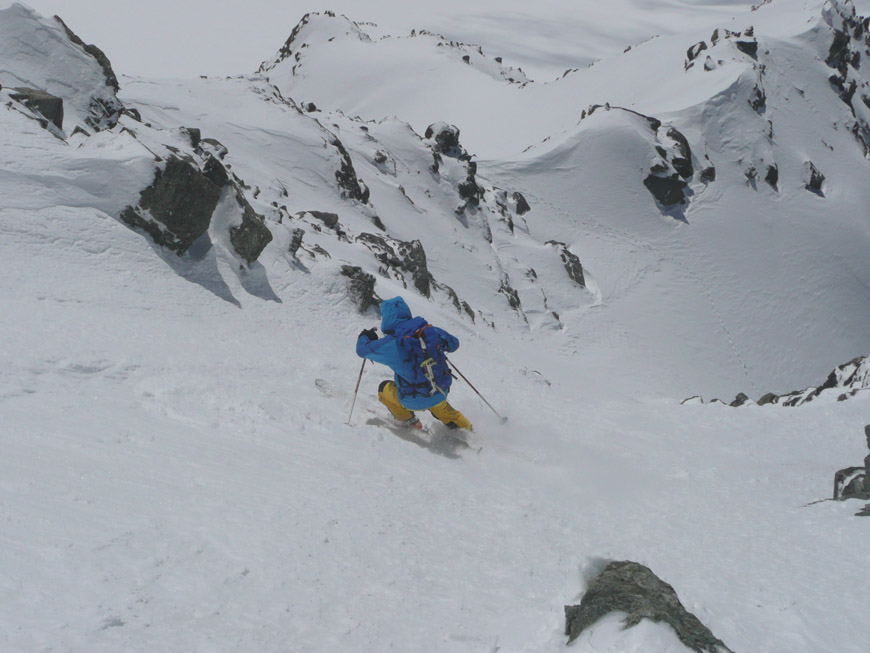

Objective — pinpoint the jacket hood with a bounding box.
[380,296,412,334]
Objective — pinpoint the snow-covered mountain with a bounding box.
[1,1,869,651]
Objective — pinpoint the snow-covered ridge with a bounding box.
[3,1,870,651]
[0,2,123,132]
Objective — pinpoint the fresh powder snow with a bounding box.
[1,1,869,651]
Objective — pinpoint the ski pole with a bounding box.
[445,355,507,423]
[346,358,367,424]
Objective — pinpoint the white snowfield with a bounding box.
[1,1,869,651]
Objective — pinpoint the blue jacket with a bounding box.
[356,297,459,409]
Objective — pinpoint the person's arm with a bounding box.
[356,330,397,366]
[431,327,459,353]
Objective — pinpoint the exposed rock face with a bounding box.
[121,154,271,262]
[644,174,688,207]
[304,210,340,229]
[121,156,223,255]
[425,122,463,157]
[821,3,870,156]
[565,561,731,652]
[8,87,64,130]
[331,137,370,203]
[686,41,708,68]
[834,466,868,500]
[803,161,825,195]
[667,127,694,179]
[357,232,432,297]
[53,16,119,92]
[230,193,273,264]
[725,354,869,407]
[512,191,531,215]
[764,164,779,190]
[340,265,377,313]
[547,241,586,287]
[1,5,124,132]
[735,39,759,58]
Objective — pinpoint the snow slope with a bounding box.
[2,1,870,651]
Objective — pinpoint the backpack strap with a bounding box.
[403,324,447,396]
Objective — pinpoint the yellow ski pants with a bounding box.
[378,380,472,430]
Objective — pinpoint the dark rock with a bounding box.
[547,241,585,287]
[462,55,470,63]
[331,137,370,203]
[182,127,201,148]
[305,210,340,229]
[757,392,778,406]
[9,88,64,130]
[666,128,693,179]
[202,138,229,160]
[357,233,432,297]
[304,102,317,112]
[643,173,688,207]
[123,107,142,122]
[373,150,388,165]
[202,154,229,187]
[53,16,120,92]
[803,161,825,195]
[700,166,716,183]
[565,561,731,652]
[671,156,693,179]
[827,30,852,75]
[748,84,766,113]
[764,164,779,190]
[424,122,463,157]
[340,265,377,313]
[686,41,708,64]
[458,176,483,205]
[512,191,531,215]
[229,193,273,264]
[288,228,304,255]
[120,156,222,255]
[834,466,869,500]
[499,274,522,311]
[735,40,758,58]
[730,392,750,407]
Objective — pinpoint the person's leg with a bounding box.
[378,380,415,421]
[428,399,472,430]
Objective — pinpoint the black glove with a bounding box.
[359,328,378,341]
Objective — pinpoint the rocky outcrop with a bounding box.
[340,265,377,313]
[644,174,688,207]
[821,2,870,156]
[53,16,119,92]
[722,354,869,407]
[803,161,825,195]
[565,561,731,651]
[331,137,370,203]
[424,121,486,211]
[357,232,433,297]
[121,156,223,255]
[547,241,586,287]
[8,87,64,130]
[230,193,273,264]
[121,154,271,262]
[425,122,464,158]
[832,426,870,514]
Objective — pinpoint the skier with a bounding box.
[356,296,472,431]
